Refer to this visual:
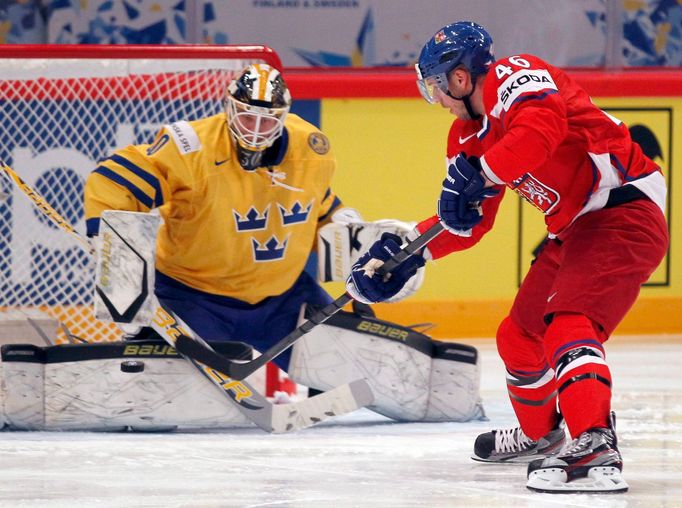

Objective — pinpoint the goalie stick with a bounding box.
[175,221,445,380]
[147,296,373,433]
[0,160,374,433]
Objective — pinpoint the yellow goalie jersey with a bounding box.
[85,113,341,304]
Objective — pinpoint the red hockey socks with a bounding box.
[496,317,559,440]
[544,312,612,438]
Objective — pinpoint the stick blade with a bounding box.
[270,379,374,433]
[175,334,374,433]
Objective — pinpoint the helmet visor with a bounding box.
[415,64,447,104]
[227,96,288,149]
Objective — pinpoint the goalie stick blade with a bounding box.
[270,379,374,433]
[175,337,373,433]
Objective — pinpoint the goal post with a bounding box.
[0,44,281,344]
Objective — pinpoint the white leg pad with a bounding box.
[1,342,255,431]
[425,342,485,421]
[289,324,432,421]
[1,349,45,429]
[288,308,484,422]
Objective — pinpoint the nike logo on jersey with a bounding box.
[215,158,229,166]
[547,291,558,303]
[458,132,478,144]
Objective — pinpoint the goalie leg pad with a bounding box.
[0,345,45,430]
[425,341,485,421]
[287,307,484,422]
[1,341,255,431]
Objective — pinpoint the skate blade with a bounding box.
[526,466,629,493]
[471,454,545,464]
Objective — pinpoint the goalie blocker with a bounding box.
[289,303,484,422]
[317,209,428,283]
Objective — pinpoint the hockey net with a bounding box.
[0,45,281,344]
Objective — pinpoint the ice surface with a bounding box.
[1,337,680,508]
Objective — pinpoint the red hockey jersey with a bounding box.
[418,54,666,260]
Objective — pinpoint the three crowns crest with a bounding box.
[251,236,288,262]
[234,200,313,231]
[233,205,269,231]
[278,201,313,225]
[233,201,314,262]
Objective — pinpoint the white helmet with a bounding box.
[224,64,292,170]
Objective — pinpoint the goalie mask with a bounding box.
[225,64,292,171]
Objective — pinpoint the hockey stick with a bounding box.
[148,296,373,433]
[0,160,374,432]
[0,161,94,256]
[175,221,445,380]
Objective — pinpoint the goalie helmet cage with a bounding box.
[0,44,281,344]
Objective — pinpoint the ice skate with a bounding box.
[526,413,628,493]
[472,423,565,463]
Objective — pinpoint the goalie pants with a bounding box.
[154,270,333,370]
[497,198,668,440]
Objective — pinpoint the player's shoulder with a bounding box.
[285,113,333,158]
[159,114,222,156]
[485,54,554,88]
[494,53,549,70]
[484,54,560,116]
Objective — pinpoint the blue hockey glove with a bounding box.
[346,233,426,304]
[438,154,499,234]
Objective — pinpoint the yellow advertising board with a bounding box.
[321,96,681,337]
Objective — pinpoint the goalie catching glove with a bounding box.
[345,232,425,304]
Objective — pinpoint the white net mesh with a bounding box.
[0,51,273,343]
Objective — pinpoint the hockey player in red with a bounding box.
[346,21,668,493]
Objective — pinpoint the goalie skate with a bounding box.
[472,424,565,463]
[526,414,628,493]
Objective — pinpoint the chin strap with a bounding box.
[462,95,481,120]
